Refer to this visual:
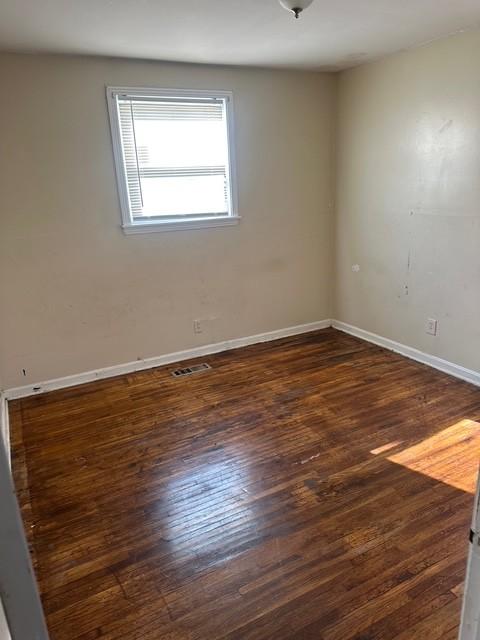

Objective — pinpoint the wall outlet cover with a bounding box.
[193,319,203,334]
[426,318,438,336]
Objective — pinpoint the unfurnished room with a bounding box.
[1,2,480,639]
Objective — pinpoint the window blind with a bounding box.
[116,96,230,220]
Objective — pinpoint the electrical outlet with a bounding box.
[193,319,203,334]
[426,318,438,336]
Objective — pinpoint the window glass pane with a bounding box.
[141,175,227,217]
[118,97,231,219]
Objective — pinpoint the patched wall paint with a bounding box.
[335,29,480,373]
[0,54,336,389]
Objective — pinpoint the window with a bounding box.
[107,87,239,233]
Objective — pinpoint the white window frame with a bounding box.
[106,86,240,234]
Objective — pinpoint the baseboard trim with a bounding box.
[4,320,332,400]
[332,320,480,387]
[0,393,10,467]
[5,317,479,401]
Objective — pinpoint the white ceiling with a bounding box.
[1,0,480,70]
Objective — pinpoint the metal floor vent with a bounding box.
[171,363,212,378]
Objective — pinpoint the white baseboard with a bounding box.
[4,317,479,402]
[0,393,10,468]
[332,320,480,387]
[4,320,332,401]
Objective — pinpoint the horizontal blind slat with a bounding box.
[139,166,226,179]
[119,99,223,121]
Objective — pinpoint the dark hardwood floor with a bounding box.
[10,328,480,640]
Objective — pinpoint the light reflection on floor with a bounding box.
[371,419,480,493]
[161,456,256,555]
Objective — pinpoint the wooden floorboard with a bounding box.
[10,328,480,639]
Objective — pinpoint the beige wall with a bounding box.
[0,54,336,389]
[3,30,480,391]
[335,30,480,373]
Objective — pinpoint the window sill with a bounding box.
[122,215,240,234]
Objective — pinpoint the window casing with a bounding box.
[107,87,239,233]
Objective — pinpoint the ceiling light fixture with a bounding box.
[278,0,315,19]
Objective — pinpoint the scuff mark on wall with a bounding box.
[438,119,453,134]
